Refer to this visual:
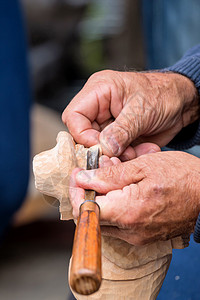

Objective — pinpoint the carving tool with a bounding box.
[69,147,102,295]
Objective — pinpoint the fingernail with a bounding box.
[99,156,105,164]
[76,170,95,183]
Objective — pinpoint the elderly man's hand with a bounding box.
[69,151,200,245]
[62,71,199,160]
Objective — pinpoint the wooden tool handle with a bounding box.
[69,200,102,295]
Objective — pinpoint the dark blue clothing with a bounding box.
[167,44,200,94]
[158,236,200,300]
[165,44,200,150]
[0,1,31,236]
[159,45,200,300]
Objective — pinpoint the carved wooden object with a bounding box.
[33,131,190,300]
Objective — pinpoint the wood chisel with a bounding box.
[69,147,102,295]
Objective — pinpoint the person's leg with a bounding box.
[0,0,31,236]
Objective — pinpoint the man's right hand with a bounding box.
[62,70,199,160]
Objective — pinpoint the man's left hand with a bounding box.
[70,151,200,245]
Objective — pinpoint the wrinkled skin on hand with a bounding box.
[64,70,200,244]
[62,71,199,159]
[69,151,200,245]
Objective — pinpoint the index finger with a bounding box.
[62,89,100,147]
[62,81,113,147]
[96,184,140,226]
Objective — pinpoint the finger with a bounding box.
[110,157,121,165]
[62,80,112,147]
[91,121,101,131]
[62,89,100,147]
[75,159,144,194]
[69,168,85,219]
[95,185,140,225]
[99,96,144,156]
[99,155,121,168]
[101,226,142,246]
[99,155,115,168]
[118,146,137,162]
[63,110,100,147]
[119,143,161,161]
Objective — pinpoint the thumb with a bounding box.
[99,100,142,156]
[75,159,145,194]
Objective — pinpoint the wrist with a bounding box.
[173,73,200,128]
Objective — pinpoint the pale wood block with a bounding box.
[33,131,190,300]
[70,255,172,300]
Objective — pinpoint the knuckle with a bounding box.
[88,70,114,82]
[61,110,68,124]
[99,165,117,181]
[62,106,70,122]
[88,71,100,81]
[61,111,66,123]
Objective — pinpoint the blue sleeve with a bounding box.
[0,0,31,236]
[164,44,200,149]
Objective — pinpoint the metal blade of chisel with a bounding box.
[85,147,100,201]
